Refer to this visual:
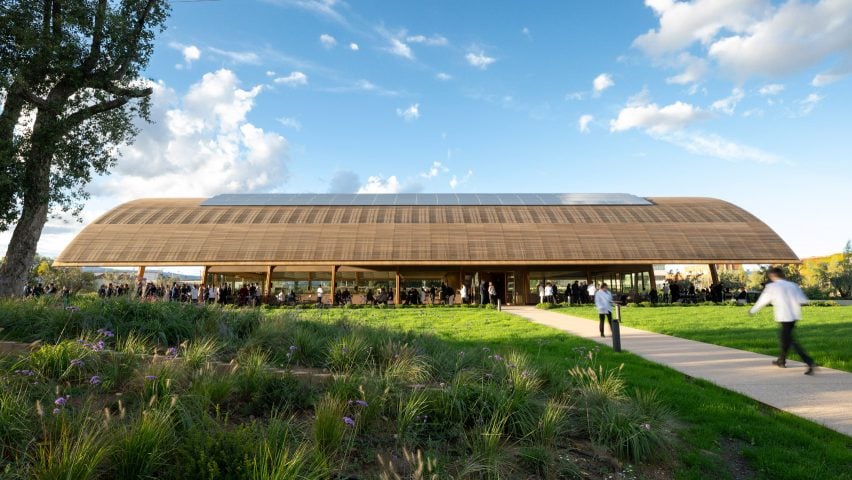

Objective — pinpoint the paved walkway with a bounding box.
[503,306,852,437]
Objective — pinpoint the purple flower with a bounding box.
[417,415,429,423]
[342,347,349,354]
[54,396,67,406]
[70,359,84,368]
[14,369,34,377]
[289,345,297,352]
[343,416,355,427]
[144,375,157,381]
[458,351,465,356]
[52,408,61,415]
[642,423,652,431]
[165,347,177,357]
[354,400,368,407]
[506,363,516,369]
[90,375,101,385]
[96,328,114,338]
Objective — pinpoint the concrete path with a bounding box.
[503,306,852,437]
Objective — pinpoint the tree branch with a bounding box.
[82,0,109,74]
[111,0,158,81]
[18,88,48,108]
[62,89,151,129]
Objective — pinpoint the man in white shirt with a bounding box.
[594,283,614,338]
[750,267,815,374]
[316,286,324,308]
[587,283,596,299]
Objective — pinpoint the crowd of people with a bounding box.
[22,282,70,298]
[537,280,596,305]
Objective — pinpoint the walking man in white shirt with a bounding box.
[749,267,815,375]
[316,286,324,308]
[594,282,614,338]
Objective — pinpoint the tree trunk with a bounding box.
[0,116,53,297]
[0,198,49,297]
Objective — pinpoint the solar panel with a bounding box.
[201,193,653,206]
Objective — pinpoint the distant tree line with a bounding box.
[718,241,852,299]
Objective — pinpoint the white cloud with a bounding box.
[609,88,777,163]
[798,93,824,115]
[465,50,496,69]
[265,70,276,77]
[661,131,779,163]
[812,71,847,87]
[436,72,452,81]
[208,47,262,65]
[610,99,707,134]
[396,103,420,121]
[182,45,201,63]
[273,71,308,86]
[101,69,288,200]
[387,37,413,59]
[665,53,708,84]
[758,83,785,95]
[265,0,347,25]
[592,73,614,94]
[578,114,594,133]
[169,42,202,69]
[406,34,449,46]
[328,170,361,193]
[419,161,448,179]
[349,42,359,51]
[319,33,337,48]
[521,27,531,39]
[635,0,852,82]
[277,116,302,130]
[449,170,473,189]
[711,87,745,114]
[358,175,400,193]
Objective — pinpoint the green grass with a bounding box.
[559,305,852,372]
[301,307,852,480]
[1,299,850,479]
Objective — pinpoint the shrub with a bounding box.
[30,413,112,480]
[312,395,348,455]
[169,421,255,479]
[0,387,33,461]
[112,408,175,479]
[396,389,430,445]
[249,440,328,480]
[590,400,670,462]
[381,342,431,385]
[808,300,839,307]
[326,334,371,374]
[28,340,95,381]
[182,337,221,370]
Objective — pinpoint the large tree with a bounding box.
[0,0,169,297]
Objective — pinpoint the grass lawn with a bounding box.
[340,307,851,480]
[555,305,852,373]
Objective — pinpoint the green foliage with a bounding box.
[326,334,371,373]
[182,337,221,370]
[112,408,175,479]
[30,414,112,480]
[312,395,348,455]
[28,340,94,380]
[170,421,255,480]
[0,386,33,461]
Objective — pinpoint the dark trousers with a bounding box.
[599,312,613,335]
[778,321,813,366]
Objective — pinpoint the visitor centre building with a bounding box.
[54,193,798,305]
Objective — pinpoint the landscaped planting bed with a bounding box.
[0,298,850,479]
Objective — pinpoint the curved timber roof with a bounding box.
[53,195,798,267]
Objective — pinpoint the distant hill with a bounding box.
[81,267,200,282]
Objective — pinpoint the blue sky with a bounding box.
[8,0,852,260]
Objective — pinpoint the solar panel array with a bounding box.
[201,193,653,206]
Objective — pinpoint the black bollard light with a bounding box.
[611,303,622,352]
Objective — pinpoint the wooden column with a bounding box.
[709,264,719,284]
[265,265,273,300]
[330,265,338,306]
[136,266,146,297]
[648,266,656,289]
[394,270,401,305]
